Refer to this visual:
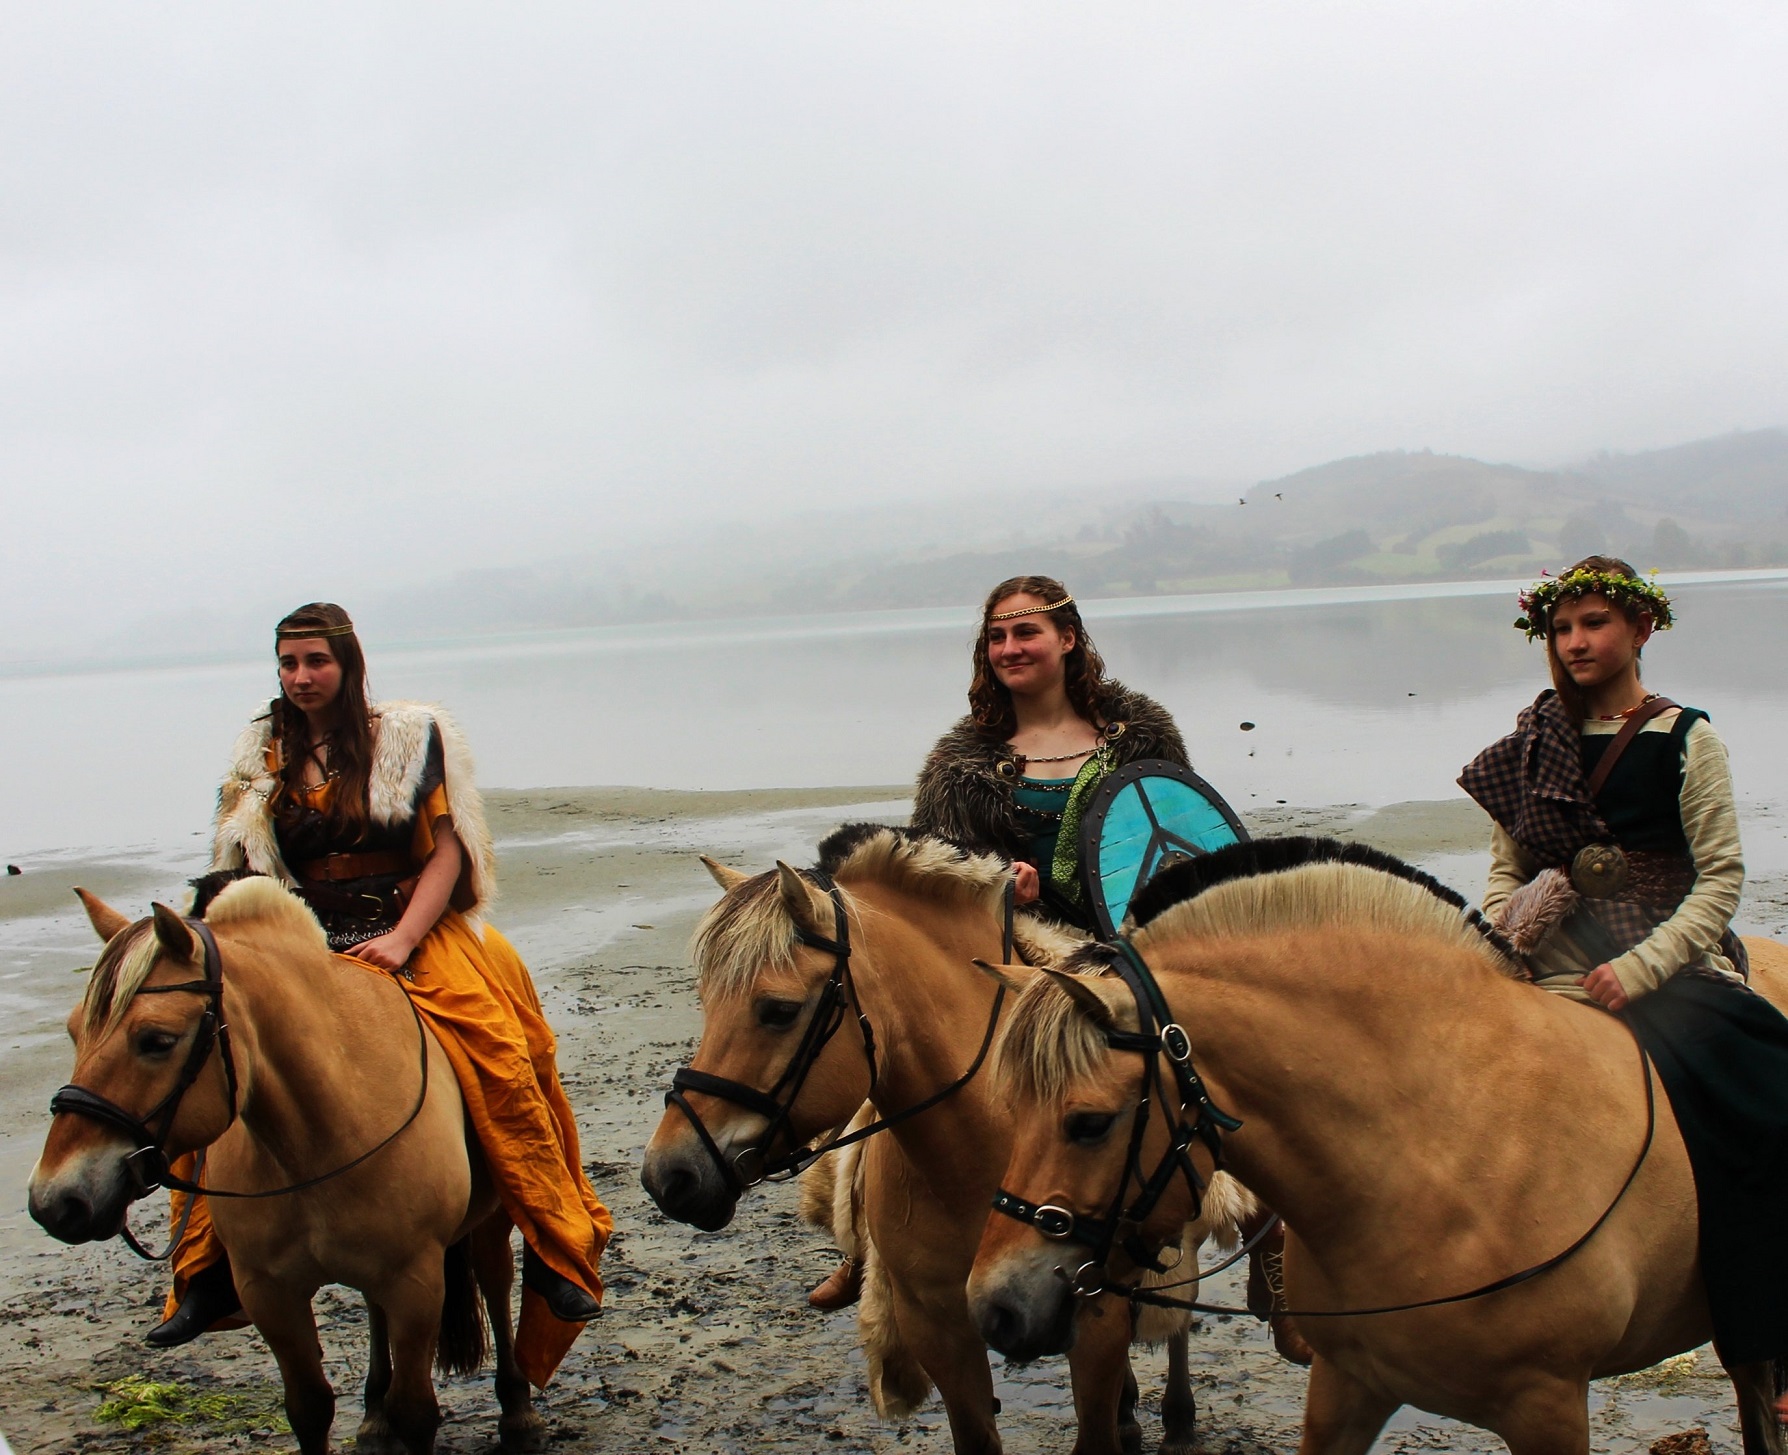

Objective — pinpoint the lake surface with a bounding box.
[5,571,1788,862]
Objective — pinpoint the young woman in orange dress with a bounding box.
[153,602,611,1390]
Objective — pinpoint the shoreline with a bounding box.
[0,785,1762,1453]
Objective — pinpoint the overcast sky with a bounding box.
[3,2,1785,654]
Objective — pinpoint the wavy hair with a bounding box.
[967,575,1116,737]
[272,602,375,843]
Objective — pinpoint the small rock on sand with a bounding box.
[1650,1430,1713,1455]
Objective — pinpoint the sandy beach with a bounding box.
[0,786,1764,1453]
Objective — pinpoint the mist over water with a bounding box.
[4,575,1785,864]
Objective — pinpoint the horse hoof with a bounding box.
[1119,1418,1143,1455]
[500,1410,549,1453]
[354,1414,403,1455]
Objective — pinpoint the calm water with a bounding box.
[4,571,1787,861]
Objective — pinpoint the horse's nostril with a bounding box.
[659,1167,697,1210]
[30,1187,92,1240]
[978,1298,1019,1352]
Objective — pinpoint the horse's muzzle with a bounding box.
[970,1263,1079,1361]
[640,1143,740,1232]
[27,1152,133,1245]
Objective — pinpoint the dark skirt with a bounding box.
[1622,971,1788,1365]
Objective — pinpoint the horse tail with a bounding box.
[859,1239,932,1418]
[436,1236,488,1376]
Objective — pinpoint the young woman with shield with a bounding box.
[910,576,1191,932]
[147,602,611,1390]
[1461,557,1788,1395]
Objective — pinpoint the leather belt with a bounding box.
[298,852,412,882]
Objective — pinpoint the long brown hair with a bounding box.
[968,575,1115,738]
[1544,554,1650,723]
[273,602,375,842]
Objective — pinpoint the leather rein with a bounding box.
[665,873,1014,1193]
[992,934,1658,1319]
[49,918,431,1262]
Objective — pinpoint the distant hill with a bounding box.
[358,428,1788,637]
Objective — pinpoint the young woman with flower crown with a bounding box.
[150,603,611,1392]
[1461,555,1788,1386]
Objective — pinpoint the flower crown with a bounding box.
[1514,568,1674,640]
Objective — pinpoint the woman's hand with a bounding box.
[1581,963,1629,1012]
[352,932,418,973]
[1013,861,1041,905]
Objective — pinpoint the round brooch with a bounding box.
[1570,843,1630,900]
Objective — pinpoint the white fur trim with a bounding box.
[209,700,499,925]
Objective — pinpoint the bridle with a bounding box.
[990,936,1241,1297]
[665,872,1013,1194]
[48,917,430,1262]
[990,934,1658,1319]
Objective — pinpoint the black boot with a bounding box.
[146,1255,241,1348]
[522,1245,600,1323]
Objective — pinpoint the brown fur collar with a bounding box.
[908,681,1190,863]
[209,700,499,928]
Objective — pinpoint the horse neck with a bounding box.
[211,929,419,1175]
[842,879,1009,1174]
[1150,928,1551,1239]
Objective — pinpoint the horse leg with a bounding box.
[1065,1294,1135,1455]
[1119,1355,1142,1455]
[889,1282,1002,1455]
[246,1290,336,1455]
[1158,1329,1197,1455]
[471,1213,546,1453]
[356,1301,402,1455]
[1488,1378,1591,1455]
[378,1257,446,1455]
[1726,1358,1786,1455]
[1296,1355,1398,1455]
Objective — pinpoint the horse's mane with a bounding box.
[996,837,1523,1102]
[82,874,326,1039]
[692,824,1013,999]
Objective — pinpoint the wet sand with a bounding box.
[0,788,1756,1453]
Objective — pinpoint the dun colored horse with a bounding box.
[27,880,541,1455]
[640,825,1257,1455]
[971,838,1788,1455]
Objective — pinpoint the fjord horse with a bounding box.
[27,880,540,1455]
[970,838,1788,1455]
[640,825,1256,1455]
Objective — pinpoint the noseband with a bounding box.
[666,873,1015,1194]
[49,915,432,1261]
[990,936,1242,1298]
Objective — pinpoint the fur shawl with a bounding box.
[909,681,1190,863]
[210,700,499,927]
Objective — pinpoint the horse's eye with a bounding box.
[756,999,803,1030]
[135,1030,179,1058]
[1065,1112,1117,1145]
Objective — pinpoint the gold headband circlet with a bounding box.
[276,621,357,640]
[988,596,1074,623]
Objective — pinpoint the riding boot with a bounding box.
[807,1256,863,1310]
[522,1245,601,1323]
[146,1255,242,1348]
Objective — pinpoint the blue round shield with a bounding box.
[1078,759,1248,938]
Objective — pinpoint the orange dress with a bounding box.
[168,775,611,1389]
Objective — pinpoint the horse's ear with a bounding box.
[151,903,198,963]
[776,862,832,942]
[73,888,132,944]
[972,959,1041,994]
[1039,966,1122,1030]
[701,856,750,893]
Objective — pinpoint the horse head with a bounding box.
[28,891,238,1244]
[967,955,1203,1361]
[640,857,876,1232]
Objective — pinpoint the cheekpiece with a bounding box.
[276,621,357,640]
[988,596,1074,623]
[1513,569,1673,641]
